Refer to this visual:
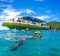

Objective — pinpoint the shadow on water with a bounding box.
[48,53,59,56]
[49,48,60,52]
[27,52,44,56]
[47,48,60,56]
[28,52,59,56]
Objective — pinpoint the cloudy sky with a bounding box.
[0,0,60,30]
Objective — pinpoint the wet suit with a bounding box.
[9,40,23,51]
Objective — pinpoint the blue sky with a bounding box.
[0,0,60,30]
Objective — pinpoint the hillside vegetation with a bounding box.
[46,21,60,30]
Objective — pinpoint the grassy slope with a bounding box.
[46,21,60,30]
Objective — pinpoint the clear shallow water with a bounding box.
[0,30,60,56]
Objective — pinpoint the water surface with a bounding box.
[0,30,60,56]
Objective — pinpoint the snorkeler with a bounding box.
[9,31,42,51]
[12,18,14,22]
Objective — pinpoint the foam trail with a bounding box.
[12,28,17,32]
[3,32,17,41]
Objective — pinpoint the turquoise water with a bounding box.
[0,30,60,56]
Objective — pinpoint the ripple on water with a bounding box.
[0,30,60,56]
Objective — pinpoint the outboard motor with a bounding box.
[9,40,23,51]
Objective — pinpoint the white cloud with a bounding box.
[0,8,22,20]
[35,0,44,2]
[0,0,15,2]
[0,22,9,30]
[0,15,5,20]
[35,15,50,20]
[24,9,36,14]
[0,7,36,21]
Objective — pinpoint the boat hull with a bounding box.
[2,22,48,30]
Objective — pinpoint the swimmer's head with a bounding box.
[34,31,41,34]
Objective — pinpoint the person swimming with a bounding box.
[54,28,57,31]
[9,31,42,51]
